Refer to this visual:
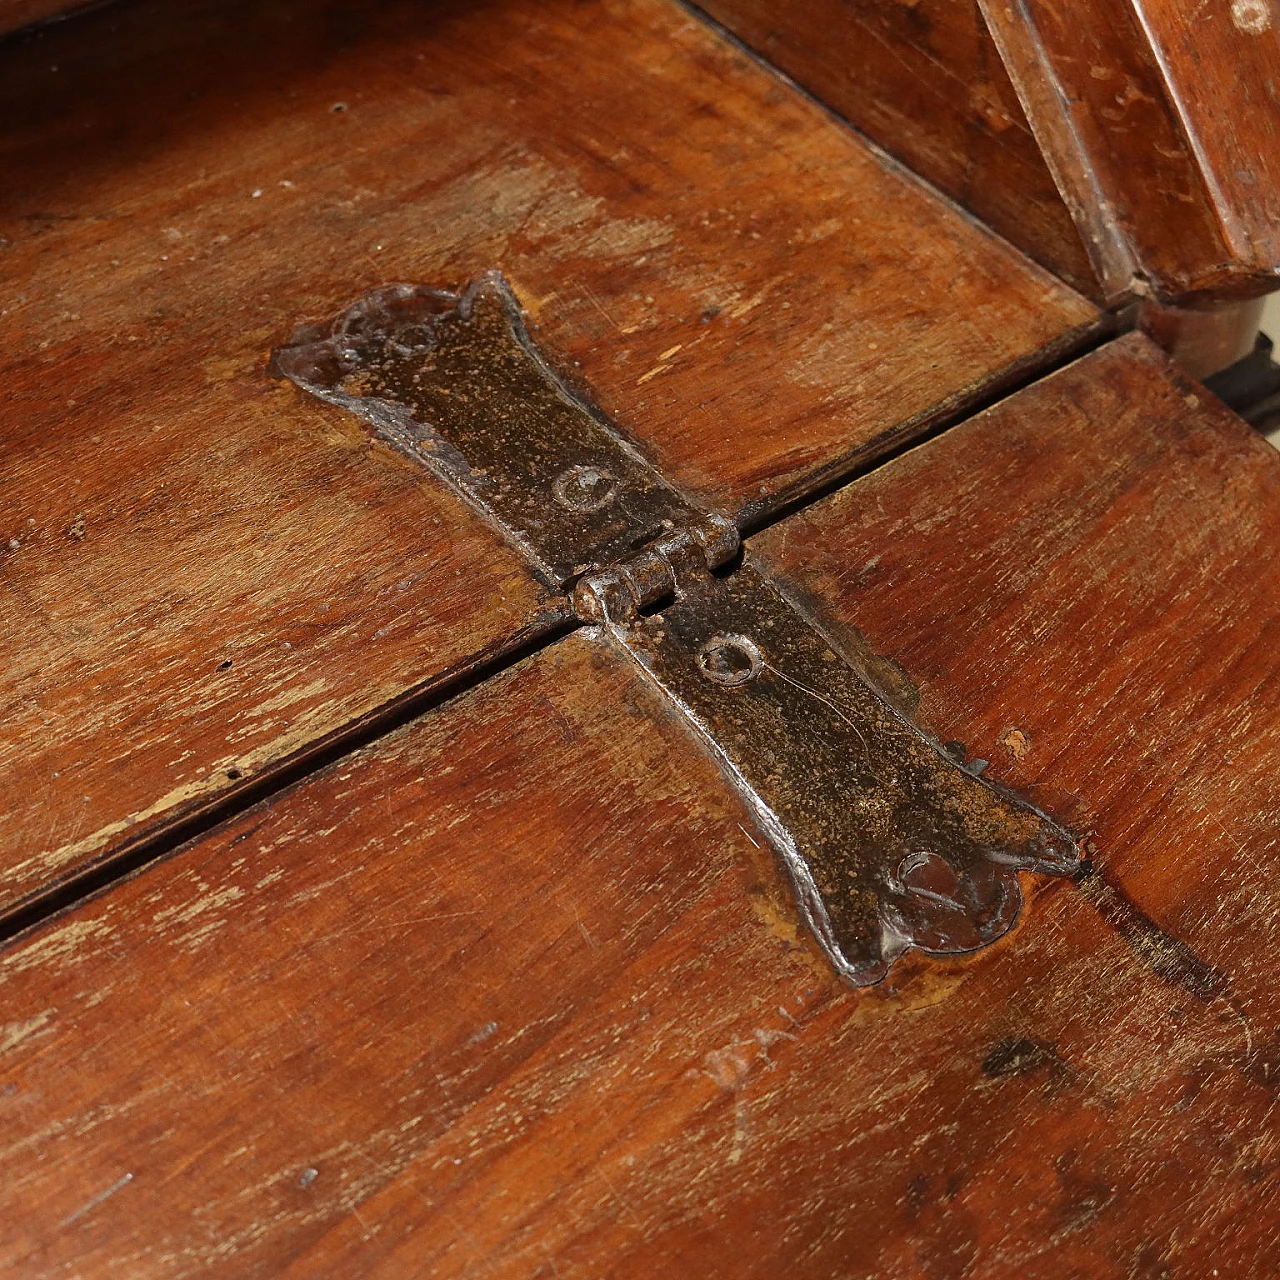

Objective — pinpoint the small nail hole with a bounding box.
[696,634,762,686]
[551,464,616,514]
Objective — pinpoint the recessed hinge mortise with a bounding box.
[274,271,1082,986]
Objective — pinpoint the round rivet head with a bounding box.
[696,634,762,686]
[551,464,617,513]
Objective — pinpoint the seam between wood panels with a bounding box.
[0,325,1124,942]
[738,316,1121,541]
[0,614,576,950]
[0,322,1126,947]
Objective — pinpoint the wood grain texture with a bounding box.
[0,0,1098,911]
[695,0,1099,297]
[0,0,1098,517]
[5,335,1280,1277]
[0,0,93,37]
[981,0,1280,304]
[0,637,800,1278]
[0,367,563,912]
[1139,295,1267,380]
[1133,0,1280,268]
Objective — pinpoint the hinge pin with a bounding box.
[571,514,739,624]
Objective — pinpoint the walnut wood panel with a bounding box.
[0,0,1098,912]
[981,0,1280,304]
[1133,0,1280,270]
[0,0,1098,518]
[5,335,1280,1276]
[695,0,1099,297]
[0,637,799,1278]
[0,317,562,913]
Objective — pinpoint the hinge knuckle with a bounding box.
[572,515,739,624]
[688,513,740,570]
[570,571,626,625]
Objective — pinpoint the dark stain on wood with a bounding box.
[1076,863,1226,1003]
[981,1035,1073,1084]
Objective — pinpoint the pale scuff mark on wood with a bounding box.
[150,882,247,952]
[0,917,116,979]
[1231,0,1272,36]
[0,1008,55,1054]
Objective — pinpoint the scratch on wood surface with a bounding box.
[58,1173,134,1228]
[702,1020,803,1165]
[151,881,247,952]
[635,361,674,386]
[571,279,623,334]
[1076,866,1226,1001]
[151,882,246,931]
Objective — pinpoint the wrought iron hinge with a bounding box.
[274,272,1081,986]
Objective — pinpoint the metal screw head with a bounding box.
[551,464,617,513]
[696,634,762,686]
